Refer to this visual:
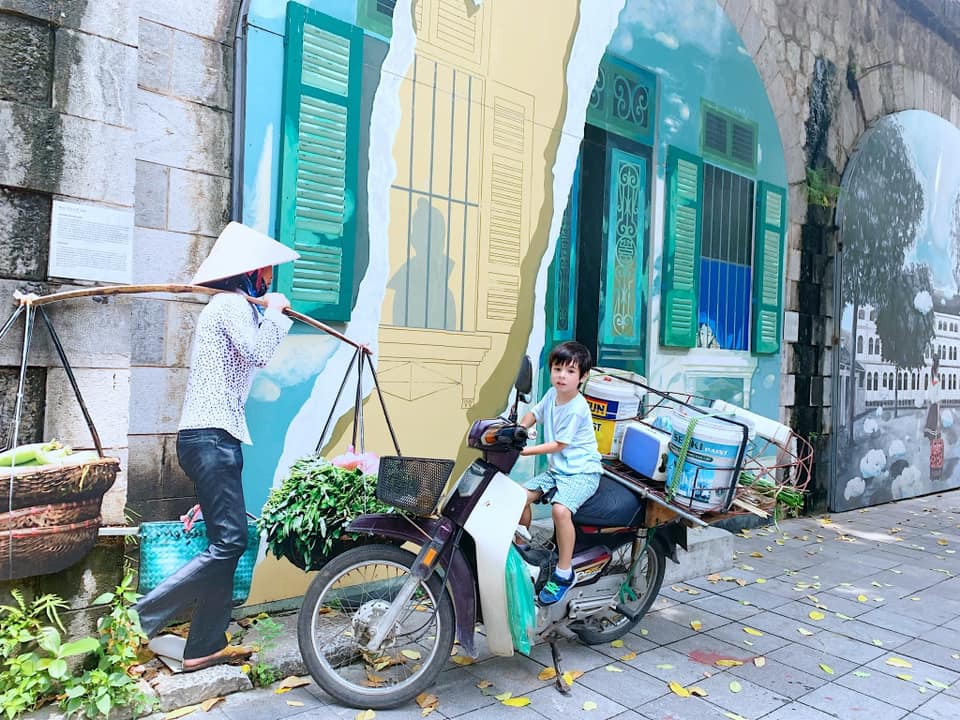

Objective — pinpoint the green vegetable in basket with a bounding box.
[257,453,392,570]
[0,440,64,467]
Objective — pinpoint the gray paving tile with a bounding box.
[588,633,658,661]
[918,624,960,651]
[715,583,795,610]
[862,651,959,688]
[896,638,960,670]
[797,682,912,720]
[727,655,827,699]
[797,629,888,666]
[450,701,543,720]
[220,686,325,720]
[830,618,912,650]
[633,611,699,645]
[648,602,732,635]
[635,692,733,720]
[693,673,790,718]
[608,712,653,720]
[914,691,960,720]
[461,653,553,696]
[759,701,855,720]
[684,592,763,621]
[703,621,791,656]
[770,600,861,634]
[835,665,932,712]
[572,663,666,708]
[767,640,859,679]
[857,607,939,637]
[793,589,876,618]
[426,669,502,717]
[624,645,715,687]
[524,677,629,719]
[320,700,445,719]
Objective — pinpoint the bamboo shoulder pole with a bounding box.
[13,284,368,352]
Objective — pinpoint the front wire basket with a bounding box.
[376,456,455,516]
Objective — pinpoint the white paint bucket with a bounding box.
[584,375,642,457]
[665,406,746,512]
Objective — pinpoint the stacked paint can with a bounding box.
[583,374,643,457]
[665,406,748,512]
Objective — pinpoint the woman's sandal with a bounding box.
[182,645,253,673]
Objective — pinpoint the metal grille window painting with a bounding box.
[698,164,755,351]
[387,57,482,331]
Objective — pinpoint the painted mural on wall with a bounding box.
[833,110,960,511]
[235,0,788,604]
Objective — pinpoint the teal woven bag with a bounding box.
[137,510,260,605]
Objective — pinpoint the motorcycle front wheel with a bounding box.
[572,535,666,645]
[297,543,456,709]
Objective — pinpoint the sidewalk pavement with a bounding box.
[137,489,960,720]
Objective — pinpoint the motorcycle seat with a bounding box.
[572,475,643,528]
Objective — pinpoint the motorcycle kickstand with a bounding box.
[549,640,571,696]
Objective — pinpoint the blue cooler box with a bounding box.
[618,422,671,482]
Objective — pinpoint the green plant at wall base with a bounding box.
[60,571,155,719]
[0,590,75,719]
[258,454,390,569]
[806,167,842,208]
[246,614,283,687]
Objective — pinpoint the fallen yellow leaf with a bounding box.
[502,697,531,707]
[538,667,557,681]
[277,676,311,690]
[610,639,625,648]
[729,680,742,693]
[938,539,948,546]
[750,551,764,558]
[723,712,749,720]
[402,650,422,661]
[668,680,690,697]
[415,693,439,709]
[605,665,623,672]
[820,663,834,675]
[286,701,304,707]
[619,651,637,661]
[808,611,825,621]
[200,698,224,712]
[582,701,598,711]
[240,663,251,674]
[896,673,913,681]
[450,655,474,666]
[754,656,766,667]
[755,578,767,584]
[275,688,292,695]
[886,657,913,668]
[715,659,743,668]
[476,680,493,689]
[688,685,708,697]
[743,627,763,636]
[797,627,814,636]
[355,711,376,720]
[562,671,577,686]
[165,706,199,720]
[494,692,512,701]
[690,620,703,631]
[857,595,868,603]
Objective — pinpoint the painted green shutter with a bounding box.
[277,4,362,322]
[659,147,702,348]
[752,182,786,354]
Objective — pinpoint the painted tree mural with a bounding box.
[875,264,936,416]
[838,117,924,441]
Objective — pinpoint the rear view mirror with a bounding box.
[515,356,532,396]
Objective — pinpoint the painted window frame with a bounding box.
[276,4,363,322]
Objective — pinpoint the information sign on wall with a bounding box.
[48,201,133,283]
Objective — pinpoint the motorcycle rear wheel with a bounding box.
[572,536,666,645]
[297,543,456,709]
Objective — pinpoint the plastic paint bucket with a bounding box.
[665,407,746,512]
[584,375,642,457]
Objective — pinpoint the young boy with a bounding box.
[519,341,602,605]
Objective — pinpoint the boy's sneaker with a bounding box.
[538,570,574,605]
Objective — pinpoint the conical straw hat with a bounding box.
[191,222,299,285]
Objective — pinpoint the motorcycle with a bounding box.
[297,357,687,708]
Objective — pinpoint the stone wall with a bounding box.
[722,0,960,508]
[127,0,239,523]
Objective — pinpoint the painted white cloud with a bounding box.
[859,448,886,479]
[913,290,933,314]
[891,465,922,499]
[616,0,730,56]
[888,439,906,459]
[653,31,679,49]
[843,476,865,500]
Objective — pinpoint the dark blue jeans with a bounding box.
[135,428,247,659]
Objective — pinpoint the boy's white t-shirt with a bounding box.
[531,387,602,476]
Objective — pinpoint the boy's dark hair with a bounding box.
[548,341,593,378]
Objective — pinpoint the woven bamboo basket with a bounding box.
[1,456,119,510]
[0,498,102,531]
[0,516,101,580]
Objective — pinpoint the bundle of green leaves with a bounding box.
[258,454,391,570]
